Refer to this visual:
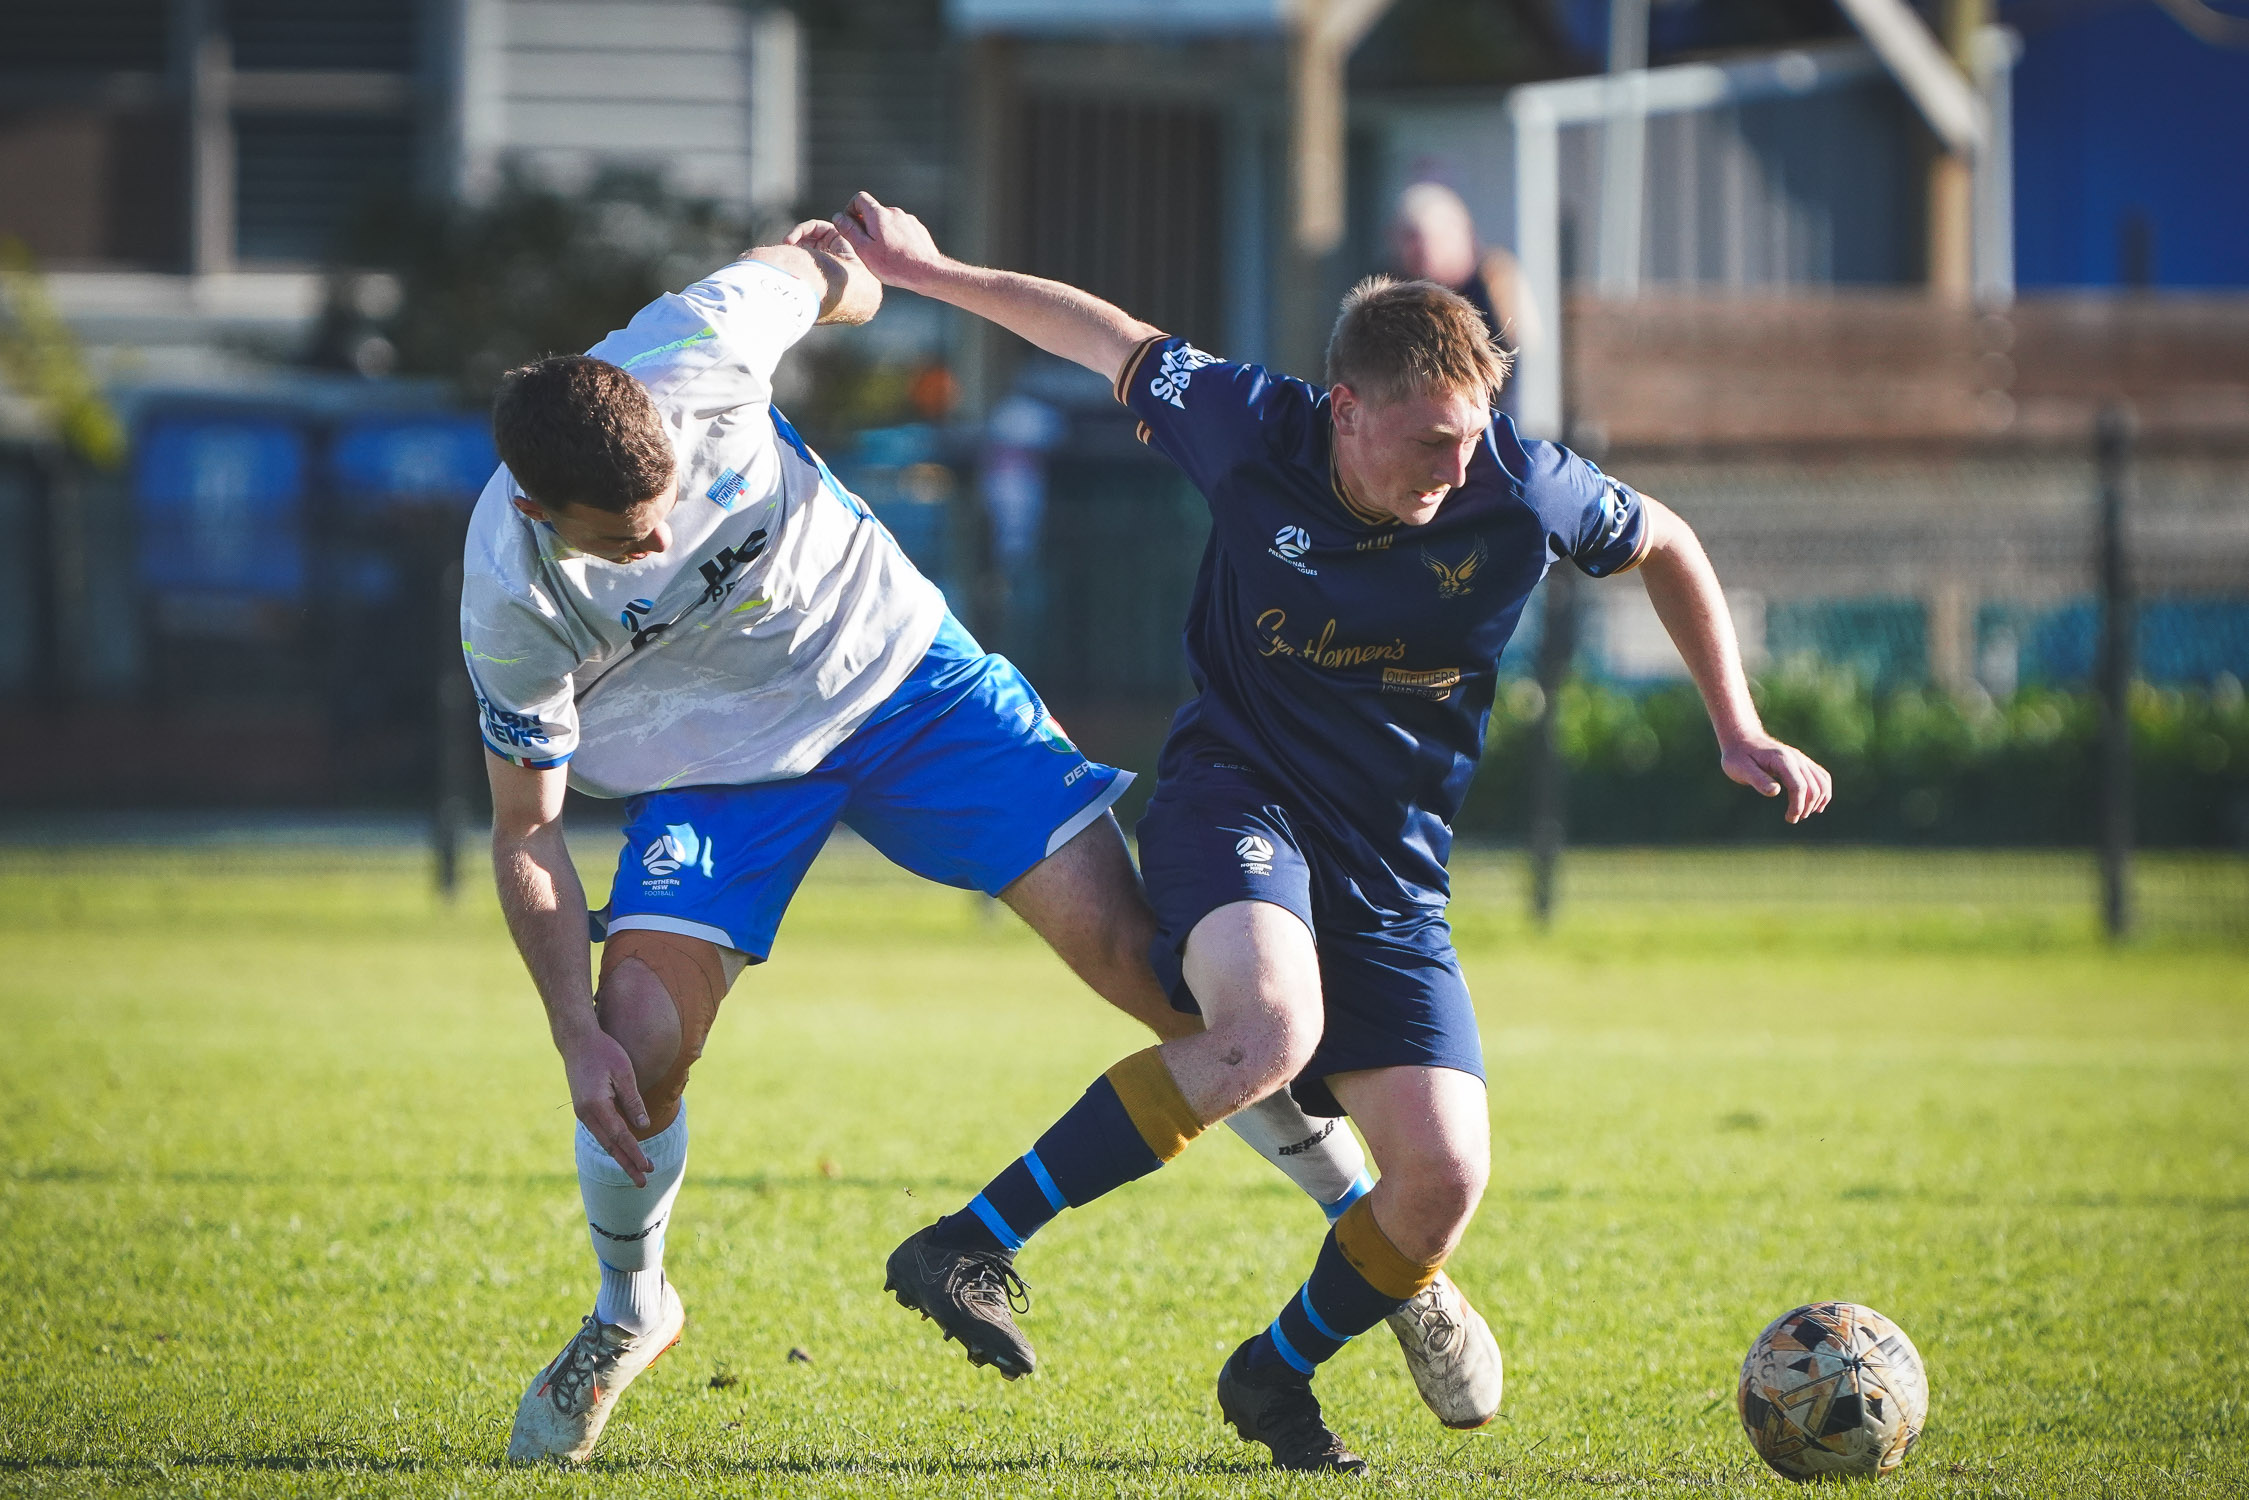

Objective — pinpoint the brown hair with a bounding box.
[492,355,675,513]
[1324,275,1511,406]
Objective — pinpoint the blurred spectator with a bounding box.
[1389,182,1540,416]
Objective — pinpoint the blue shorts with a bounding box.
[1135,746,1483,1118]
[599,615,1131,960]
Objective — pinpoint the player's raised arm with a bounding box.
[835,191,1162,383]
[1636,498,1834,824]
[486,751,655,1184]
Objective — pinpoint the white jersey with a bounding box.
[459,258,946,799]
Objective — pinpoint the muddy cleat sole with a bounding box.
[883,1223,1036,1379]
[1216,1337,1368,1473]
[1387,1270,1503,1429]
[506,1281,684,1464]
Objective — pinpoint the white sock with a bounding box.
[1226,1091,1374,1221]
[577,1104,688,1334]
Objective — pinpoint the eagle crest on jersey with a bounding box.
[1420,539,1488,599]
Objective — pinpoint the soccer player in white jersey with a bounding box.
[464,220,1494,1464]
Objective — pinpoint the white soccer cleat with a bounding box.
[1386,1271,1503,1429]
[506,1281,685,1464]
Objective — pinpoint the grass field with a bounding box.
[3,838,2245,1497]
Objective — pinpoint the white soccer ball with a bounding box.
[1737,1301,1928,1481]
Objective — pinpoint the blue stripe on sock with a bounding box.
[966,1193,1024,1253]
[1267,1318,1317,1375]
[1320,1171,1374,1224]
[1022,1150,1068,1212]
[1299,1284,1347,1344]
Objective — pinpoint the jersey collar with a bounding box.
[1327,431,1400,531]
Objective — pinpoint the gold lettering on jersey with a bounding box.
[1256,609,1407,669]
[1355,534,1394,552]
[1381,666,1461,700]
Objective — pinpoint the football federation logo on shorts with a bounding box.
[1235,834,1275,877]
[1268,524,1317,576]
[642,822,715,880]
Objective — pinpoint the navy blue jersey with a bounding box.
[1118,334,1651,912]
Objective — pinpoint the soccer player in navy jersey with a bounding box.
[838,192,1831,1472]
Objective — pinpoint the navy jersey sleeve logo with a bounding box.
[1596,476,1635,549]
[1149,343,1220,408]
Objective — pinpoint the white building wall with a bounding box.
[451,0,802,213]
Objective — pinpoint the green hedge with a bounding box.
[1460,666,2249,847]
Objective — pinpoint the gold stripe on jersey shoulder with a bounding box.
[1610,510,1657,573]
[1113,334,1170,405]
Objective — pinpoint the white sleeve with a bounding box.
[588,257,822,408]
[676,257,822,388]
[460,566,580,771]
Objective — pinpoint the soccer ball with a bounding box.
[1737,1302,1928,1481]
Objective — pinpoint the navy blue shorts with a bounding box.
[597,615,1131,960]
[1134,751,1483,1118]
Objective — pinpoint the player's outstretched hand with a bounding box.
[835,191,945,291]
[562,1028,655,1186]
[1721,736,1833,824]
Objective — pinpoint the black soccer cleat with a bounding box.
[883,1223,1037,1380]
[1217,1336,1369,1473]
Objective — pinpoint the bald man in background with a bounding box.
[1389,183,1540,418]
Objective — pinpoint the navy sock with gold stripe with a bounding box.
[1244,1197,1443,1381]
[934,1047,1203,1255]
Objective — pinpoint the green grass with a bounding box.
[3,841,2245,1497]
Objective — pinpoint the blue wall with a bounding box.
[2009,0,2249,288]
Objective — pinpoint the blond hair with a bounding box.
[1324,275,1511,406]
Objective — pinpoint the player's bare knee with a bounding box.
[595,958,683,1089]
[1430,1166,1486,1245]
[1205,1007,1320,1101]
[1384,1146,1485,1241]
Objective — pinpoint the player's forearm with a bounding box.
[491,822,601,1049]
[747,243,881,327]
[1639,504,1763,748]
[905,259,1160,381]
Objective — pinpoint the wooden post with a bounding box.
[2094,402,2135,940]
[1278,0,1398,380]
[1925,0,1986,303]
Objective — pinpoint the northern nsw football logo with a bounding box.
[642,822,715,879]
[1235,834,1275,876]
[1422,538,1489,598]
